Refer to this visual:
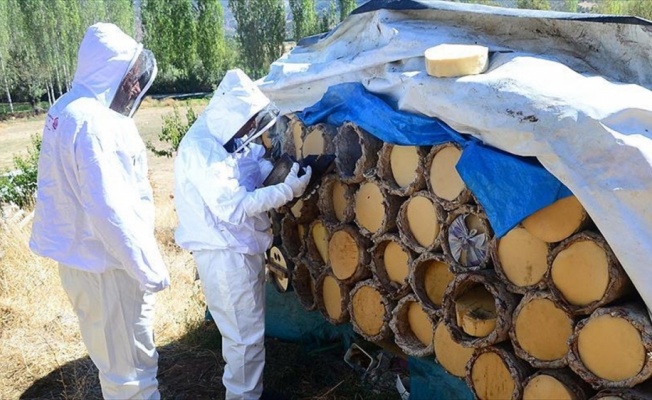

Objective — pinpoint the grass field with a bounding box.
[0,99,402,400]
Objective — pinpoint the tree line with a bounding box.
[0,0,650,113]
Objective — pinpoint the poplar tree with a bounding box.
[290,0,319,41]
[339,0,357,20]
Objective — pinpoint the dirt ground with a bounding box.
[0,101,404,400]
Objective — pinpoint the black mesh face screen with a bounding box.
[110,49,157,117]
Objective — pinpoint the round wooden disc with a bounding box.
[551,240,609,306]
[422,259,454,308]
[430,145,464,201]
[322,275,343,321]
[433,321,474,378]
[406,194,440,248]
[328,229,359,280]
[497,227,548,288]
[523,374,576,400]
[514,298,573,361]
[407,301,434,346]
[391,145,420,188]
[351,285,385,337]
[470,351,517,400]
[384,241,410,285]
[522,196,586,243]
[355,181,385,234]
[332,180,348,222]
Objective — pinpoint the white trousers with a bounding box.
[59,264,160,400]
[193,250,266,400]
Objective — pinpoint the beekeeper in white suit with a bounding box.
[30,23,169,399]
[174,68,311,399]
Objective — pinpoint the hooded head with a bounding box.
[72,23,157,117]
[200,69,278,149]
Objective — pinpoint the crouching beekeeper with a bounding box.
[174,69,311,399]
[29,23,170,399]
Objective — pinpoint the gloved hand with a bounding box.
[284,162,312,198]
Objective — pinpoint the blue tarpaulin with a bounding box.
[297,82,572,237]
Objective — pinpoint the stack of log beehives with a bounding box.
[264,115,652,400]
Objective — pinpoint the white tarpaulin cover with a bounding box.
[259,0,652,311]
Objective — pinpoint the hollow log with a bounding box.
[317,174,357,225]
[568,302,652,389]
[390,293,437,357]
[370,234,416,300]
[590,382,652,400]
[305,219,330,267]
[522,195,591,243]
[491,225,551,294]
[334,122,382,184]
[442,271,518,348]
[354,178,403,238]
[280,213,305,261]
[397,191,447,253]
[433,320,476,378]
[327,224,371,286]
[425,142,472,210]
[548,231,634,315]
[292,259,319,311]
[301,123,337,159]
[267,246,294,293]
[510,291,576,369]
[281,115,306,160]
[376,143,428,196]
[466,344,533,400]
[315,271,350,325]
[523,369,594,400]
[409,252,455,317]
[284,191,320,224]
[348,279,395,343]
[441,205,494,273]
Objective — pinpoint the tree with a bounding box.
[516,0,551,10]
[196,0,233,85]
[319,0,338,32]
[105,0,135,37]
[339,0,357,20]
[229,0,285,79]
[0,0,13,112]
[564,0,579,12]
[290,0,319,41]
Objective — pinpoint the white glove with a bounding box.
[284,163,312,198]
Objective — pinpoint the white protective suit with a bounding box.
[174,69,310,399]
[29,23,168,400]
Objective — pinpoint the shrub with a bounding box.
[146,103,198,158]
[0,134,41,210]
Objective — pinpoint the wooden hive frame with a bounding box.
[465,344,533,400]
[397,190,447,253]
[333,122,382,184]
[317,174,357,225]
[509,291,576,369]
[425,142,472,210]
[490,225,551,294]
[442,271,518,348]
[441,204,494,273]
[376,143,428,197]
[389,293,437,357]
[370,234,416,300]
[409,252,454,318]
[348,279,395,343]
[548,231,633,316]
[568,302,652,389]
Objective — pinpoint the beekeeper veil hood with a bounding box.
[72,23,157,118]
[201,69,279,151]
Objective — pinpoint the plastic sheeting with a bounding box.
[259,0,652,313]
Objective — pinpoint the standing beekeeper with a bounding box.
[29,23,169,399]
[174,68,311,399]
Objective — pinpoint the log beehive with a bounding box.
[349,279,395,343]
[397,191,446,253]
[354,178,402,238]
[327,224,371,286]
[376,144,428,196]
[442,205,493,272]
[433,320,476,378]
[280,214,305,260]
[466,344,533,400]
[292,259,318,311]
[287,192,320,224]
[301,123,337,159]
[370,234,415,300]
[334,122,382,184]
[591,386,652,400]
[510,291,575,368]
[491,226,550,294]
[522,195,590,243]
[318,174,356,224]
[282,115,306,160]
[390,293,436,357]
[443,272,518,347]
[315,271,350,325]
[409,252,454,317]
[426,142,472,210]
[305,219,330,268]
[522,369,593,400]
[549,231,633,315]
[568,303,652,389]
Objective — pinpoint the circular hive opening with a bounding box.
[328,229,359,281]
[322,275,343,321]
[433,321,474,378]
[311,221,329,264]
[514,297,573,361]
[447,213,491,268]
[406,195,440,248]
[332,181,348,222]
[455,284,497,338]
[302,128,326,158]
[497,227,549,288]
[355,181,384,234]
[407,301,434,346]
[470,351,516,400]
[384,241,410,285]
[422,260,454,307]
[577,314,645,381]
[522,196,586,243]
[390,145,420,188]
[430,145,464,201]
[551,240,609,306]
[523,374,576,400]
[351,285,385,337]
[335,125,362,180]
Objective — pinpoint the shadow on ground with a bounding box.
[20,310,404,400]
